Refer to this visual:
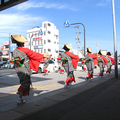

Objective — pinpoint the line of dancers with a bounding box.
[82,47,115,81]
[10,34,115,104]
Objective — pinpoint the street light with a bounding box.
[96,42,99,55]
[64,20,86,56]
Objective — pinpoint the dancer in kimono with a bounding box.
[106,52,115,74]
[57,55,65,74]
[43,54,52,76]
[98,50,108,77]
[10,35,51,104]
[57,44,79,88]
[81,58,87,71]
[82,47,98,81]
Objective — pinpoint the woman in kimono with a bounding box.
[98,50,108,77]
[10,35,51,104]
[82,47,98,81]
[43,54,52,76]
[57,44,79,88]
[106,52,115,74]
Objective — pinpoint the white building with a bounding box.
[25,21,59,58]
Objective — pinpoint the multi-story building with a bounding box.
[25,21,59,58]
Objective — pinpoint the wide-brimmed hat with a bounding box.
[98,50,104,55]
[87,47,92,53]
[11,35,28,43]
[101,51,107,56]
[63,44,71,50]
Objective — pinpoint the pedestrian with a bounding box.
[98,50,108,77]
[106,52,115,74]
[43,54,52,76]
[10,35,51,104]
[57,44,79,88]
[83,47,98,81]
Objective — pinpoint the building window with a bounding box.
[48,39,51,43]
[35,33,37,37]
[48,49,51,52]
[44,24,46,28]
[5,45,9,48]
[44,49,46,53]
[44,40,46,44]
[35,41,37,45]
[48,23,51,26]
[54,41,56,44]
[41,40,43,45]
[44,31,46,35]
[38,40,42,45]
[56,50,58,53]
[48,31,51,34]
[38,49,40,53]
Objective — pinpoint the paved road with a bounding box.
[18,75,120,120]
[0,65,120,120]
[0,68,16,77]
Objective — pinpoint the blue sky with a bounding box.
[0,0,120,55]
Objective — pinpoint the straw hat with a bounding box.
[87,47,92,53]
[98,50,103,55]
[101,50,107,56]
[11,35,28,43]
[63,44,71,50]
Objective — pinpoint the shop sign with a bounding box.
[33,37,42,41]
[34,46,43,49]
[3,41,9,45]
[38,46,43,49]
[34,46,38,49]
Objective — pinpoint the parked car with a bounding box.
[32,59,59,74]
[0,61,7,68]
[2,61,14,68]
[78,58,84,67]
[118,60,120,65]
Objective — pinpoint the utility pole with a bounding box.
[112,0,118,78]
[75,25,80,56]
[96,42,99,55]
[9,33,11,61]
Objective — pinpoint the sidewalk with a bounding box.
[0,71,119,120]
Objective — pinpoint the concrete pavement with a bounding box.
[0,66,120,120]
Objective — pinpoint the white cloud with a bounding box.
[0,13,44,37]
[96,0,111,7]
[97,3,106,7]
[15,2,77,11]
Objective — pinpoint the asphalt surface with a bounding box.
[16,75,120,120]
[0,67,120,120]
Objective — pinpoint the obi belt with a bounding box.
[85,59,92,63]
[61,58,68,64]
[10,57,25,68]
